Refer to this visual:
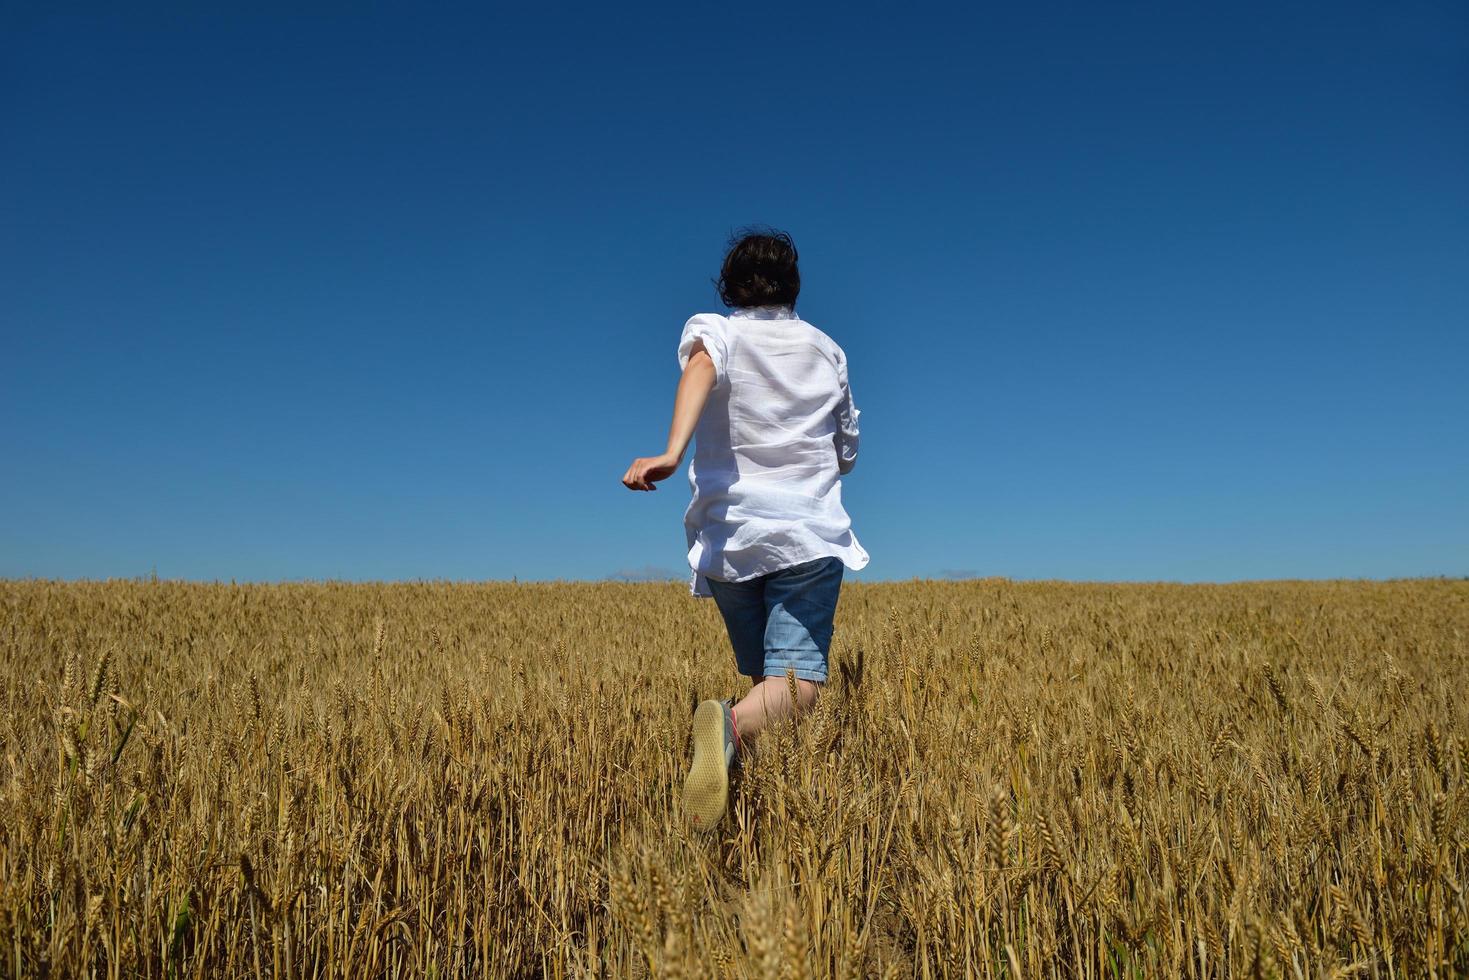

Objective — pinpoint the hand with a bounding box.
[622,452,681,491]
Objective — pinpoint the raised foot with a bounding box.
[683,699,729,831]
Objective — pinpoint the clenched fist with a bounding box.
[622,452,681,491]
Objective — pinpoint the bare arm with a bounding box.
[622,344,716,491]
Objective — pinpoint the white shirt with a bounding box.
[677,304,869,597]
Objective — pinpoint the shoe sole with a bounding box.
[683,700,728,831]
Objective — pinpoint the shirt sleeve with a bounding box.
[834,346,860,475]
[677,313,728,385]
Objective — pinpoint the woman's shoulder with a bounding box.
[679,311,732,343]
[794,317,847,363]
[681,311,733,338]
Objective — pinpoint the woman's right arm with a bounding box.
[834,351,860,475]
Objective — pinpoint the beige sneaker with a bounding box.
[683,698,737,831]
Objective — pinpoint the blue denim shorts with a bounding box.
[706,556,844,683]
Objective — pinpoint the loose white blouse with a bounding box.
[677,304,869,597]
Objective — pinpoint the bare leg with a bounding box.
[732,675,821,744]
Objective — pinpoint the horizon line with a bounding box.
[2,573,1465,587]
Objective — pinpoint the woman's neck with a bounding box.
[730,304,796,320]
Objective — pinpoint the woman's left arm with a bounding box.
[621,343,716,491]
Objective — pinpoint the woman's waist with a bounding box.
[689,452,836,486]
[693,434,834,468]
[685,484,848,522]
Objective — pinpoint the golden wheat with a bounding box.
[0,577,1465,977]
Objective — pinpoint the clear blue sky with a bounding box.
[3,4,1465,583]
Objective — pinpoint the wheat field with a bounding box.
[0,578,1465,978]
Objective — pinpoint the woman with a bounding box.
[622,228,868,830]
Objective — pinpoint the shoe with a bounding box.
[683,698,737,831]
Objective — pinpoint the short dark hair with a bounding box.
[716,228,800,309]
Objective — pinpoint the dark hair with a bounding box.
[716,228,800,309]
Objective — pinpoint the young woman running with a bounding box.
[621,229,867,830]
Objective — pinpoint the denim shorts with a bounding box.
[706,556,844,683]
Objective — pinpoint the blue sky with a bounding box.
[2,4,1465,583]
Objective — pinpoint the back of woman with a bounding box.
[680,304,865,597]
[621,228,867,831]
